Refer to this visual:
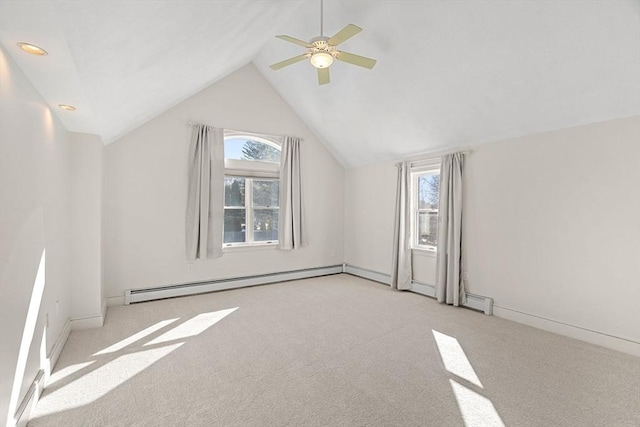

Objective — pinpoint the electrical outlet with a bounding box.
[45,313,49,328]
[463,271,469,281]
[187,263,194,272]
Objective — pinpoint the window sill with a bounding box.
[223,243,279,253]
[412,247,437,258]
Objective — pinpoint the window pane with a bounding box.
[254,209,278,242]
[418,211,438,247]
[224,209,246,243]
[418,174,440,209]
[224,178,245,207]
[253,180,279,207]
[224,138,281,163]
[224,138,247,161]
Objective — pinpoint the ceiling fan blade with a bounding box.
[318,67,330,85]
[270,54,308,70]
[275,35,313,48]
[327,24,362,46]
[336,51,377,69]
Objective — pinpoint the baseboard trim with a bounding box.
[49,318,71,372]
[70,300,107,330]
[14,370,44,427]
[13,316,72,427]
[411,280,436,297]
[347,263,635,353]
[125,265,344,304]
[345,264,493,315]
[102,299,107,317]
[493,305,640,356]
[343,264,390,285]
[107,295,125,307]
[70,313,104,330]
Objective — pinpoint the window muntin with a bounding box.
[223,132,282,247]
[413,170,440,251]
[223,178,279,246]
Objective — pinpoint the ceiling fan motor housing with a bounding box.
[308,36,337,68]
[309,36,337,68]
[310,36,329,44]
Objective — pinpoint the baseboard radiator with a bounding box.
[125,265,344,304]
[344,264,493,315]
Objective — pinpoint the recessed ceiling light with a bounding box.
[58,104,76,111]
[17,42,48,56]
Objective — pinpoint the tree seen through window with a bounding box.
[417,173,440,248]
[242,140,280,163]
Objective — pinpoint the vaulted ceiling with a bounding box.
[1,0,638,167]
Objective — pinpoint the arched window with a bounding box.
[224,137,280,163]
[223,132,282,247]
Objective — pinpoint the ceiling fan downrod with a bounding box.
[320,0,324,37]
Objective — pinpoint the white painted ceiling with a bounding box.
[1,0,639,167]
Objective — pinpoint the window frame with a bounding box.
[411,162,441,254]
[223,131,282,249]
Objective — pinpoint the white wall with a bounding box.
[344,116,640,354]
[464,116,640,353]
[69,133,104,326]
[344,161,396,273]
[104,63,344,299]
[343,161,438,285]
[0,46,71,426]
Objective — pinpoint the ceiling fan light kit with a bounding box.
[270,0,376,85]
[310,51,333,69]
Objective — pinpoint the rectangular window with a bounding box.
[224,177,279,246]
[412,169,440,252]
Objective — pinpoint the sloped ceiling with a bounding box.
[1,1,638,168]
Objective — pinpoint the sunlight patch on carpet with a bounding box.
[145,308,238,346]
[94,318,179,355]
[450,379,505,427]
[432,330,483,388]
[47,361,96,385]
[33,343,183,417]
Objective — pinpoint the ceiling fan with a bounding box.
[270,0,377,85]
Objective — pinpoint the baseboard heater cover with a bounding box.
[343,264,391,285]
[344,263,493,315]
[125,265,344,304]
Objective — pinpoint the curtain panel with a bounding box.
[435,152,466,305]
[278,136,306,250]
[391,161,412,290]
[185,124,224,260]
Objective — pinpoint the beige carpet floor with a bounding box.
[29,274,639,426]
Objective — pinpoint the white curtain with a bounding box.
[391,161,412,290]
[185,124,224,260]
[435,153,466,305]
[278,136,306,250]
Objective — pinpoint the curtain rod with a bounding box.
[187,121,298,141]
[406,148,471,167]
